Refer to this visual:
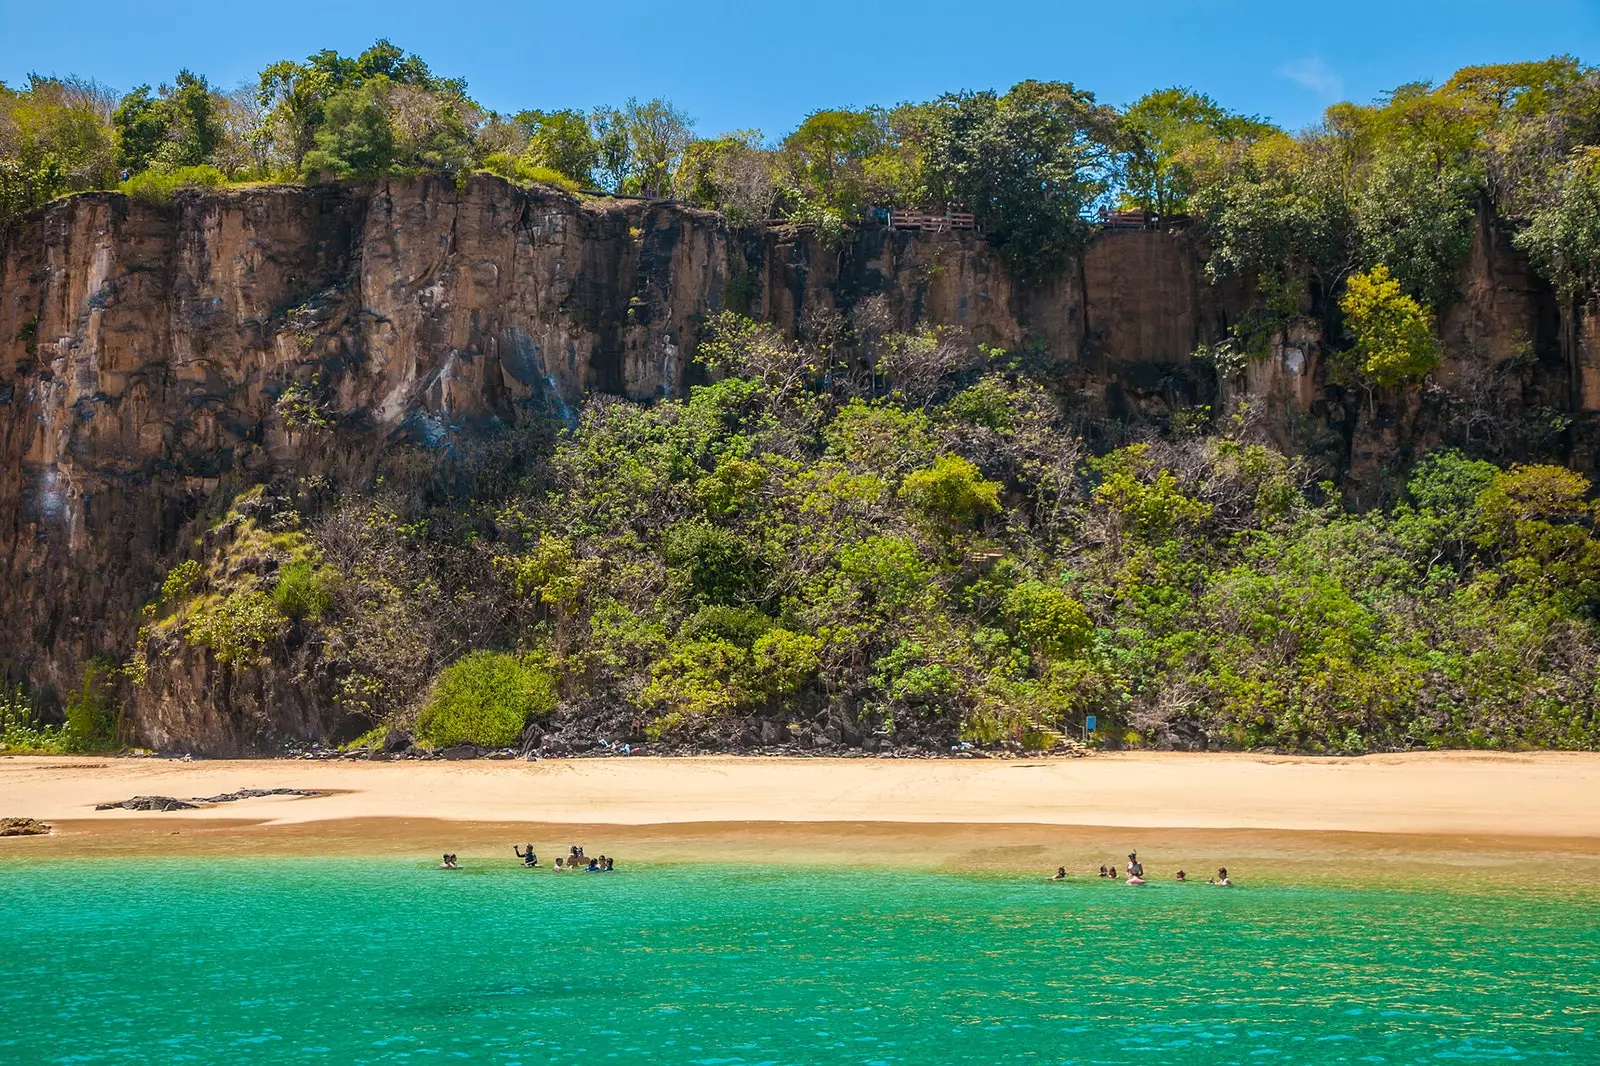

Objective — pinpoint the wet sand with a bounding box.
[3,752,1598,884]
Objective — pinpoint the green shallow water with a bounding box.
[0,860,1596,1064]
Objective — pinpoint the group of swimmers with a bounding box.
[1049,851,1233,886]
[439,844,619,872]
[547,844,616,872]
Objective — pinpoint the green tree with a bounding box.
[1337,265,1442,387]
[301,79,395,179]
[519,108,598,185]
[1121,87,1275,216]
[112,86,167,174]
[0,76,117,224]
[158,70,220,167]
[781,108,882,214]
[1517,147,1600,301]
[923,80,1121,281]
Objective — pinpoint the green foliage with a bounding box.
[119,164,227,204]
[899,455,1003,529]
[479,152,581,193]
[301,79,394,179]
[271,562,336,622]
[664,520,766,606]
[1337,265,1442,387]
[112,86,168,174]
[0,76,118,224]
[275,382,331,429]
[160,559,203,604]
[679,132,774,224]
[1517,147,1600,301]
[517,108,599,185]
[0,687,64,753]
[416,651,555,748]
[1121,87,1275,216]
[1089,445,1212,540]
[213,307,1600,755]
[589,97,694,196]
[1002,581,1092,661]
[922,80,1120,282]
[186,590,280,665]
[63,659,122,752]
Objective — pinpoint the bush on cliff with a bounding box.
[63,659,123,752]
[271,562,337,622]
[119,165,228,205]
[415,652,556,749]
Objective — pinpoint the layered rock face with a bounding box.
[0,175,1591,749]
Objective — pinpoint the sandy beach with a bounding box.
[1,750,1598,881]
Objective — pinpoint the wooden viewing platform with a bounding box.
[889,209,977,232]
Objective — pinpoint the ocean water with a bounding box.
[0,860,1595,1064]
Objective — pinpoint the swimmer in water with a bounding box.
[1098,865,1108,878]
[1209,867,1233,887]
[514,844,537,868]
[1050,867,1067,881]
[1176,869,1187,882]
[1127,852,1144,879]
[553,857,566,871]
[439,853,458,869]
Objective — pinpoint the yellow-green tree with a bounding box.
[1337,265,1441,387]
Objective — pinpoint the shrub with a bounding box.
[0,687,63,753]
[478,152,581,193]
[271,562,336,622]
[160,559,203,604]
[186,590,280,665]
[899,454,1002,529]
[416,651,556,748]
[119,165,227,205]
[63,659,121,752]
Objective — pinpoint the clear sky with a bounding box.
[4,0,1599,138]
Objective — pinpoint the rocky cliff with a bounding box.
[1,174,1593,748]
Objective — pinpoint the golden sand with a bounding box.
[2,752,1597,885]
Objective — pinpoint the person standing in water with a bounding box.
[1127,853,1144,878]
[1209,867,1233,886]
[1049,867,1067,881]
[514,845,538,867]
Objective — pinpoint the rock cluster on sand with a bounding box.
[95,796,198,811]
[0,817,52,836]
[94,788,327,811]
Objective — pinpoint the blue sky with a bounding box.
[4,0,1599,137]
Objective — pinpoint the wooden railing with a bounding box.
[889,210,976,232]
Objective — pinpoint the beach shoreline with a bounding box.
[1,751,1598,881]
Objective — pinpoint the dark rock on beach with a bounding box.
[95,788,325,811]
[190,788,325,803]
[95,796,197,811]
[0,817,51,836]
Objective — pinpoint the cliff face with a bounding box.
[0,175,1592,749]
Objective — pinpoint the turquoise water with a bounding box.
[0,861,1596,1064]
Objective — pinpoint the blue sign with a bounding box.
[1085,716,1097,733]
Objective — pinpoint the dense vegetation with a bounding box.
[7,47,1600,299]
[117,312,1600,754]
[7,48,1600,753]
